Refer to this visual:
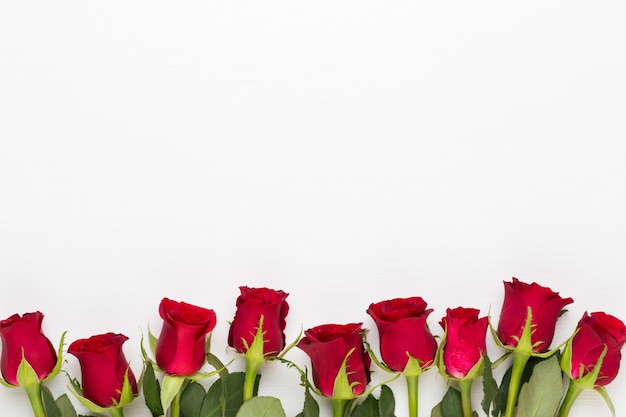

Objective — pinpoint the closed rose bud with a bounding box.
[297,323,371,398]
[155,298,217,376]
[439,307,488,379]
[366,297,437,373]
[0,312,57,386]
[228,286,289,357]
[68,333,138,408]
[496,277,573,352]
[566,311,626,386]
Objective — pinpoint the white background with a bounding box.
[1,2,625,416]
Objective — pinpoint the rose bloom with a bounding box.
[297,323,371,398]
[0,311,57,386]
[439,307,488,379]
[68,333,138,407]
[496,277,573,352]
[155,298,217,375]
[366,297,437,372]
[567,311,626,386]
[228,286,289,357]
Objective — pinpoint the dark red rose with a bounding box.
[228,286,289,357]
[0,312,57,386]
[366,297,437,373]
[297,323,371,398]
[155,298,217,375]
[567,311,626,386]
[439,307,488,379]
[68,333,138,407]
[496,277,573,352]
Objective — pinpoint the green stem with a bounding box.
[406,374,419,417]
[243,357,263,402]
[504,350,531,417]
[333,398,350,417]
[558,381,584,417]
[23,383,46,417]
[108,407,125,417]
[458,379,474,417]
[170,384,183,417]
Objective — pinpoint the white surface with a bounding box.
[1,2,625,416]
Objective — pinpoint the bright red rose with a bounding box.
[366,297,437,373]
[439,307,488,379]
[68,333,138,407]
[567,311,626,386]
[0,312,57,386]
[155,298,217,375]
[228,286,289,357]
[496,277,573,352]
[297,323,371,398]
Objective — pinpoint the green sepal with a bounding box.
[595,386,616,417]
[160,374,186,415]
[67,367,137,413]
[403,355,424,378]
[332,348,358,400]
[244,315,266,363]
[44,331,68,383]
[17,354,41,388]
[363,338,394,374]
[278,324,303,359]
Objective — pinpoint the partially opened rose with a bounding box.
[0,312,57,386]
[68,332,138,408]
[297,323,371,399]
[496,277,573,352]
[155,298,217,375]
[439,307,488,380]
[228,286,289,357]
[366,297,437,373]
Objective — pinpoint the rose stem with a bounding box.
[557,380,584,417]
[406,374,419,417]
[170,383,184,417]
[332,398,350,417]
[504,350,531,417]
[243,357,262,402]
[23,383,46,417]
[458,379,474,417]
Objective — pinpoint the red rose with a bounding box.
[496,277,573,352]
[68,333,138,407]
[155,298,217,375]
[439,307,488,379]
[297,323,371,398]
[0,312,57,386]
[567,311,626,386]
[366,297,437,373]
[227,286,289,357]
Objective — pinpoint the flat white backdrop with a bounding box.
[1,2,625,416]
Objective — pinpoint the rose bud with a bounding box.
[297,323,371,399]
[496,277,573,352]
[228,286,289,357]
[563,311,626,386]
[439,307,488,380]
[366,297,437,373]
[0,312,57,386]
[68,333,138,408]
[155,298,217,376]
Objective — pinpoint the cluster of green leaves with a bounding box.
[294,385,396,417]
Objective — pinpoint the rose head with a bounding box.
[297,323,371,398]
[439,307,488,379]
[155,298,217,375]
[0,311,57,386]
[227,286,289,357]
[68,333,138,408]
[366,297,437,373]
[566,311,626,386]
[496,277,573,352]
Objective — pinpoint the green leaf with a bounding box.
[181,381,206,417]
[235,396,286,417]
[351,394,380,417]
[441,386,463,417]
[222,372,260,417]
[430,402,444,417]
[41,385,62,417]
[199,378,223,417]
[55,394,78,417]
[378,385,395,417]
[481,354,499,416]
[142,361,164,417]
[515,356,563,417]
[300,386,320,417]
